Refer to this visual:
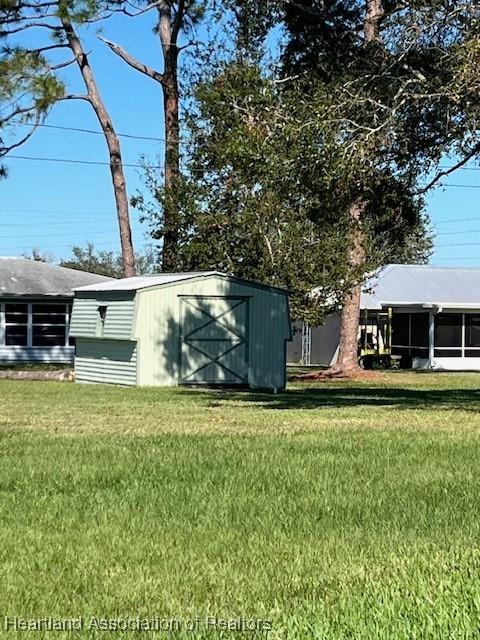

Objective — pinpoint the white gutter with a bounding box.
[371,302,480,310]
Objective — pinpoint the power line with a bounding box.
[431,257,480,261]
[6,153,207,172]
[436,228,480,236]
[434,216,480,225]
[0,230,119,239]
[5,152,480,181]
[6,151,480,179]
[7,154,161,170]
[11,119,173,144]
[436,241,480,248]
[0,205,479,224]
[439,165,480,171]
[9,122,480,175]
[0,241,120,251]
[426,183,480,189]
[0,221,118,227]
[0,206,117,215]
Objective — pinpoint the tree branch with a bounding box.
[111,1,162,18]
[0,116,40,157]
[98,36,164,84]
[0,21,61,35]
[0,105,38,125]
[48,56,78,71]
[56,94,90,103]
[32,43,70,53]
[417,144,480,194]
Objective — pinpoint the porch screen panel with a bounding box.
[410,314,429,348]
[434,313,462,357]
[391,314,409,350]
[410,313,429,357]
[465,314,480,357]
[391,312,429,358]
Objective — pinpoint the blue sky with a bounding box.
[1,14,480,267]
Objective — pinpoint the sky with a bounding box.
[1,14,480,267]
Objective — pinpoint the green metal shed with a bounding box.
[70,272,292,390]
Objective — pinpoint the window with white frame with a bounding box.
[1,302,72,348]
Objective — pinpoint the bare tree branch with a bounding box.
[48,56,78,71]
[98,35,164,84]
[56,94,90,102]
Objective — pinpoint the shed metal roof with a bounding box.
[362,264,480,309]
[0,257,112,297]
[75,271,289,294]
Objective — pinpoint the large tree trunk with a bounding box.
[329,202,366,375]
[99,1,184,271]
[325,0,384,377]
[60,16,136,277]
[158,1,181,271]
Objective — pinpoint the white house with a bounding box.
[0,257,111,364]
[288,264,480,371]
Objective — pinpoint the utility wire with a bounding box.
[6,152,480,180]
[8,122,480,173]
[7,154,162,170]
[10,119,176,144]
[0,241,120,251]
[0,220,118,227]
[0,206,117,215]
[436,228,480,236]
[6,153,207,172]
[432,257,480,261]
[426,183,480,189]
[436,241,480,248]
[434,216,480,225]
[0,230,119,239]
[5,152,480,181]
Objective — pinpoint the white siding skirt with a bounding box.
[432,358,480,371]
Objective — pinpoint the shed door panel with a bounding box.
[180,297,248,384]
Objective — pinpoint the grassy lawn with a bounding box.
[1,372,480,638]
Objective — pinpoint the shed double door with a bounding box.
[179,296,249,385]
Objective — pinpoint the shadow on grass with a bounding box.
[198,385,480,412]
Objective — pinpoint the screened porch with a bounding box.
[391,310,480,370]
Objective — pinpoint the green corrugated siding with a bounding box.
[70,297,99,337]
[102,299,136,339]
[75,338,137,386]
[70,294,136,339]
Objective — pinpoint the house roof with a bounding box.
[0,257,113,297]
[75,271,289,294]
[362,264,480,310]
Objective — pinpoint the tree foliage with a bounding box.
[60,243,157,277]
[135,58,432,321]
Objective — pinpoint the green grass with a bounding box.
[1,372,480,638]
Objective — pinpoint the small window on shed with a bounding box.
[96,305,108,337]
